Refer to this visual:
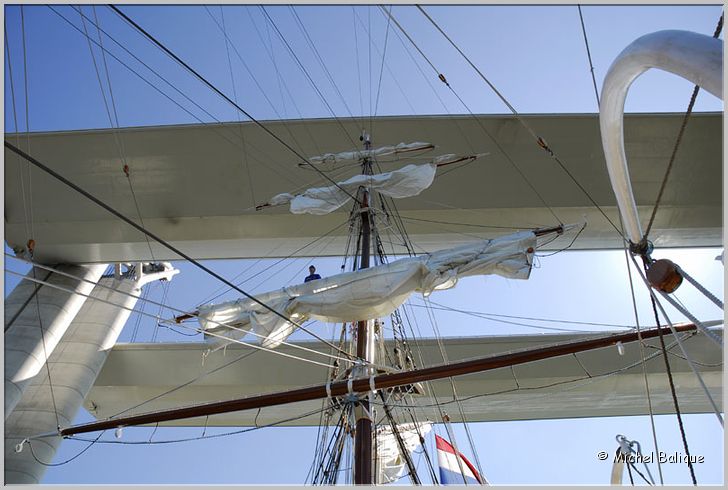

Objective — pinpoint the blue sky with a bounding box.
[3,3,724,485]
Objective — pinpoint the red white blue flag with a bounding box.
[436,435,484,485]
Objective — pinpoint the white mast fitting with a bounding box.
[599,30,723,247]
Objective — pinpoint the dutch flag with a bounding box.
[436,435,485,485]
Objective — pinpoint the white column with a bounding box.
[4,264,179,483]
[4,264,107,417]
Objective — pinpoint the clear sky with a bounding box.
[3,2,724,485]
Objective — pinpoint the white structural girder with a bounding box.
[4,264,179,484]
[4,263,107,417]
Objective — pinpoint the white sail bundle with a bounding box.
[304,141,435,170]
[197,230,539,349]
[266,162,437,215]
[261,152,488,215]
[376,422,432,484]
[432,152,489,167]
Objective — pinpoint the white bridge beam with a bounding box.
[4,264,178,484]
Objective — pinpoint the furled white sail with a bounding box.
[376,422,432,484]
[304,141,435,170]
[433,152,489,167]
[265,162,437,215]
[197,230,538,349]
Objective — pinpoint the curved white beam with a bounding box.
[599,30,723,245]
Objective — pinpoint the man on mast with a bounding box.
[304,265,322,283]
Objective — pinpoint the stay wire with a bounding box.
[4,24,32,242]
[618,215,664,484]
[129,286,149,343]
[629,255,724,424]
[150,281,170,342]
[26,431,105,467]
[245,6,324,156]
[577,5,600,107]
[639,258,697,485]
[18,7,60,431]
[196,219,348,306]
[643,13,723,241]
[258,5,359,151]
[374,6,477,154]
[628,461,654,486]
[65,406,328,448]
[76,6,157,263]
[29,262,62,431]
[382,5,561,226]
[20,5,34,239]
[422,296,485,477]
[415,5,625,238]
[353,6,364,117]
[214,5,256,207]
[289,7,364,130]
[109,5,362,206]
[372,5,392,122]
[204,6,308,200]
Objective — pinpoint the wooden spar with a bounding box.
[354,143,374,484]
[59,322,703,437]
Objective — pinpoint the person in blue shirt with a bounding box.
[304,265,322,283]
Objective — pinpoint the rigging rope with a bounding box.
[216,5,256,207]
[576,5,600,107]
[17,7,62,433]
[630,258,723,426]
[76,6,157,263]
[375,8,475,152]
[289,6,364,129]
[372,5,392,123]
[29,261,62,431]
[129,286,149,343]
[245,6,324,155]
[674,264,724,310]
[4,24,32,243]
[204,5,312,184]
[34,405,329,468]
[259,6,360,151]
[20,5,35,241]
[619,215,665,484]
[638,260,698,485]
[422,297,486,478]
[414,5,626,239]
[382,6,562,227]
[410,299,639,330]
